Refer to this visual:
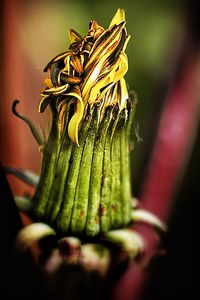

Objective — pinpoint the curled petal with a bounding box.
[70,55,83,74]
[60,73,81,85]
[58,102,68,131]
[89,19,104,33]
[43,84,69,96]
[43,51,73,72]
[82,51,111,101]
[85,22,126,71]
[68,28,82,43]
[88,52,128,104]
[122,34,131,52]
[66,90,84,144]
[89,20,105,40]
[111,52,128,82]
[39,95,50,113]
[40,9,131,145]
[44,77,53,88]
[119,77,129,109]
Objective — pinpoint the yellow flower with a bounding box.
[40,8,130,144]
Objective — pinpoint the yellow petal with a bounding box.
[68,99,84,145]
[65,85,82,101]
[88,52,128,103]
[111,52,128,82]
[82,38,123,101]
[43,84,69,96]
[85,22,125,71]
[89,20,105,40]
[119,77,129,109]
[109,8,125,28]
[58,102,68,131]
[97,82,116,102]
[122,35,131,52]
[39,95,50,113]
[44,77,53,88]
[43,51,73,72]
[68,28,82,44]
[89,20,104,32]
[82,52,110,101]
[60,73,81,84]
[70,55,83,74]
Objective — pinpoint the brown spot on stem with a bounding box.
[100,206,105,216]
[80,211,85,218]
[112,204,116,212]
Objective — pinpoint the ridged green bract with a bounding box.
[33,98,136,237]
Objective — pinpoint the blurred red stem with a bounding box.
[111,49,200,299]
[141,52,200,220]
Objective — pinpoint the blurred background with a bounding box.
[0,0,199,299]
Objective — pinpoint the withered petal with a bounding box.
[109,8,125,28]
[84,22,126,71]
[39,95,50,113]
[43,51,73,72]
[70,55,83,74]
[68,28,83,43]
[60,73,82,85]
[68,98,84,144]
[43,84,69,96]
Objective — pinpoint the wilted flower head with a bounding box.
[31,8,135,237]
[40,8,130,144]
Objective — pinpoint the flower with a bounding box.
[29,8,137,237]
[40,8,130,144]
